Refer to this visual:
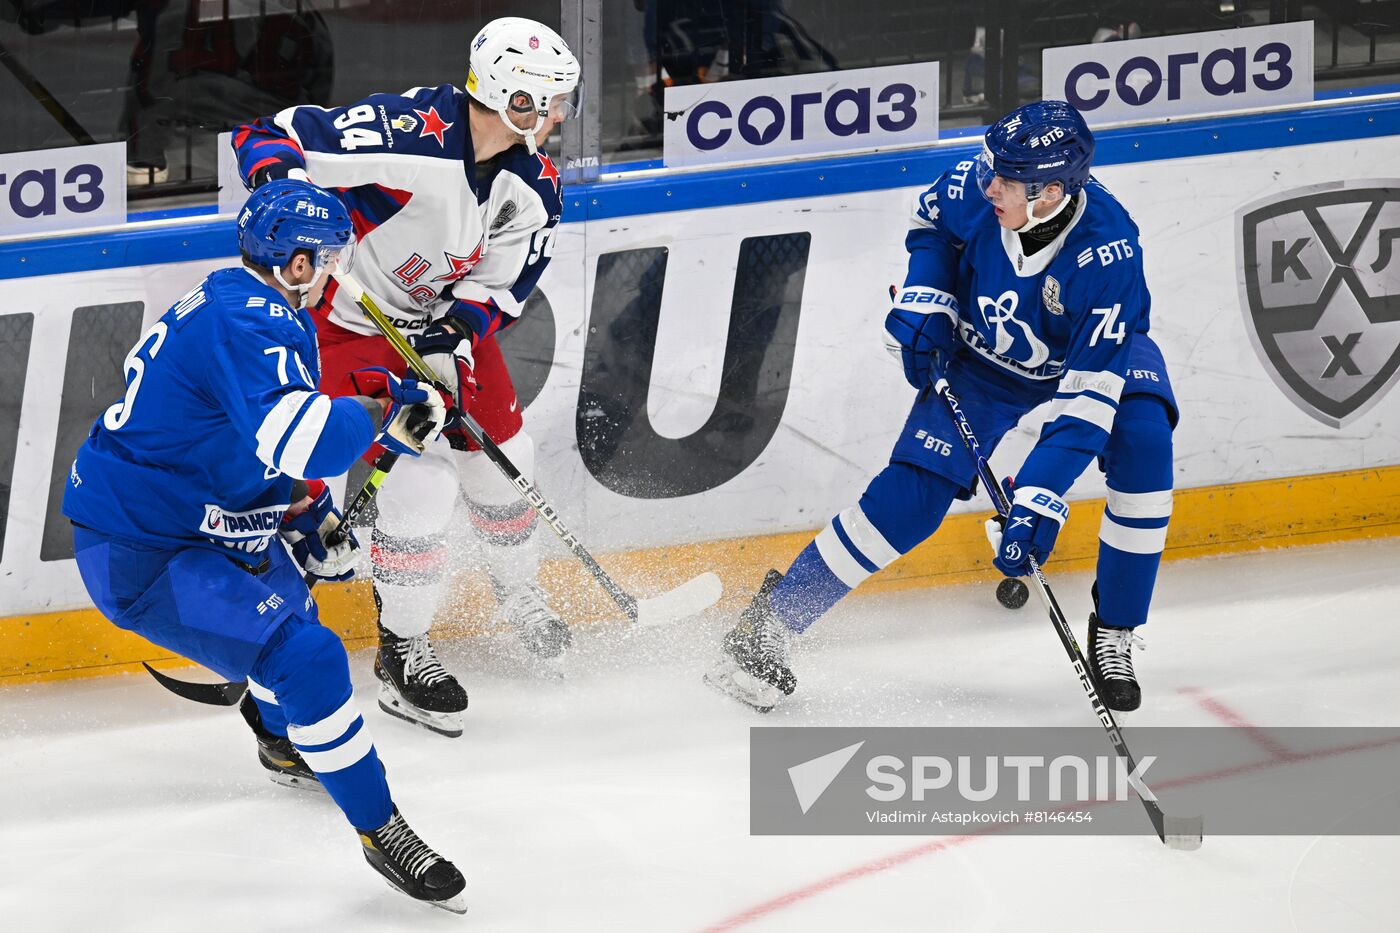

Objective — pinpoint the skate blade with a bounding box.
[430,891,468,915]
[703,661,782,713]
[380,878,469,915]
[377,684,464,738]
[266,771,325,794]
[520,648,567,681]
[635,572,723,627]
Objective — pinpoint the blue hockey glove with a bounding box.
[408,318,480,415]
[882,285,959,389]
[352,367,447,457]
[986,481,1069,577]
[281,483,359,581]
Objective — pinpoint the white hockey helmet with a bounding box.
[466,17,580,153]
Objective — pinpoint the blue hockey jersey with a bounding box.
[897,156,1153,496]
[63,268,379,565]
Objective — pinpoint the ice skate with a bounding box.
[497,578,572,670]
[238,693,322,792]
[705,570,796,713]
[373,588,469,737]
[1087,613,1145,712]
[358,807,466,914]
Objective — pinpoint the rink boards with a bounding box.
[2,95,1398,682]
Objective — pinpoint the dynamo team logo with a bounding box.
[1237,180,1400,428]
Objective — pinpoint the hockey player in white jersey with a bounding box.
[233,17,580,736]
[707,101,1177,714]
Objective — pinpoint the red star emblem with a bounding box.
[414,106,454,147]
[431,239,485,283]
[535,152,561,193]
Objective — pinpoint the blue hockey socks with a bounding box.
[251,618,393,831]
[1096,395,1174,628]
[770,462,959,633]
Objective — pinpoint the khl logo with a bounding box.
[1236,180,1400,427]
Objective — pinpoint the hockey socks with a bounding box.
[251,620,393,832]
[1095,395,1173,628]
[770,542,850,633]
[771,463,959,633]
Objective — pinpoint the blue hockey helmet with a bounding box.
[237,180,355,301]
[976,100,1095,202]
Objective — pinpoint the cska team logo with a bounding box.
[535,152,561,193]
[1237,180,1400,428]
[413,106,454,147]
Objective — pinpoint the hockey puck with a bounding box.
[996,577,1029,610]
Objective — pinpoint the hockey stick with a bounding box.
[0,39,96,145]
[143,452,403,706]
[335,272,723,627]
[933,376,1203,850]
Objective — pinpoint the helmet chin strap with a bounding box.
[1013,191,1072,234]
[273,264,325,309]
[497,108,543,154]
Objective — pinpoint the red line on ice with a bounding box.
[1179,687,1299,761]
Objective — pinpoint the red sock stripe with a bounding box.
[371,543,447,573]
[467,508,537,536]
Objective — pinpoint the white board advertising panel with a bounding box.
[663,62,939,169]
[0,142,127,237]
[1042,22,1313,125]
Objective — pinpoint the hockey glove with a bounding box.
[348,367,448,455]
[361,367,447,456]
[281,482,359,581]
[408,318,480,415]
[882,285,960,389]
[249,163,309,189]
[986,480,1069,577]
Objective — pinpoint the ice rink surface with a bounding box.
[4,536,1400,933]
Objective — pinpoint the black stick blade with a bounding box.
[142,662,246,706]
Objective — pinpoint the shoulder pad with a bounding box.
[1067,191,1144,275]
[207,269,309,339]
[369,86,466,158]
[496,145,564,218]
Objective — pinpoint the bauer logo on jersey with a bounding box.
[200,503,288,541]
[1236,180,1400,428]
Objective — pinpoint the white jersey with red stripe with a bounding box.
[233,84,562,343]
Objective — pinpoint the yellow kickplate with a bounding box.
[3,465,1397,686]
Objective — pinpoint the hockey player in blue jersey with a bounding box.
[62,179,467,912]
[230,17,581,736]
[707,101,1177,714]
